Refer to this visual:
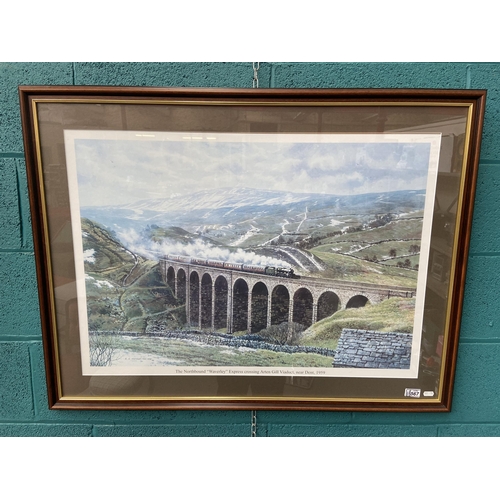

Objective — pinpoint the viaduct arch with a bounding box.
[159,258,415,334]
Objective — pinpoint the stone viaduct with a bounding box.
[159,257,416,335]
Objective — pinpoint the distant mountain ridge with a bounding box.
[85,186,426,213]
[98,187,322,213]
[80,187,426,237]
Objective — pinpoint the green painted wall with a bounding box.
[1,62,499,437]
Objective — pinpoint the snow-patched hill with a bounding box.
[85,187,425,219]
[80,187,426,264]
[118,187,320,213]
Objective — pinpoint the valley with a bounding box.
[81,186,426,368]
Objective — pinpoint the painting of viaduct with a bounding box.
[160,257,416,335]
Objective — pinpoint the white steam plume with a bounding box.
[117,229,290,268]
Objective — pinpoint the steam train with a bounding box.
[166,254,299,279]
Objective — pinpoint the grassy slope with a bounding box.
[111,336,333,367]
[326,218,423,244]
[82,218,183,332]
[82,218,138,283]
[119,263,184,331]
[301,297,416,350]
[311,250,418,287]
[317,239,421,261]
[308,216,423,286]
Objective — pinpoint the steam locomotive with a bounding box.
[166,254,299,279]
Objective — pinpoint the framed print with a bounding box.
[19,86,486,411]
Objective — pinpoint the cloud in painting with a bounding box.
[72,133,434,207]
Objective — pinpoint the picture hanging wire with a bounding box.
[251,62,259,435]
[252,62,260,89]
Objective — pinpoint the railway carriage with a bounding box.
[241,264,267,274]
[191,257,208,266]
[206,259,225,269]
[223,261,243,271]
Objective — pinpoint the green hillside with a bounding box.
[82,218,138,284]
[310,250,418,287]
[147,225,220,246]
[301,297,416,350]
[82,218,184,332]
[321,217,423,245]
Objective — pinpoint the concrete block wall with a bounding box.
[1,62,499,437]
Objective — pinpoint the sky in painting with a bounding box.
[71,132,434,207]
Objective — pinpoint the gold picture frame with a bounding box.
[19,86,486,411]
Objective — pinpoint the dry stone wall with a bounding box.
[333,329,412,369]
